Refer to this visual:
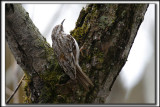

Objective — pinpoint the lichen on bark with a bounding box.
[5,3,148,104]
[70,4,149,103]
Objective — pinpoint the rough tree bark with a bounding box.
[5,4,148,103]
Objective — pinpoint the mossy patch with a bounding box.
[24,36,66,103]
[23,74,32,103]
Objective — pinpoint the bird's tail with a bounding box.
[76,64,94,91]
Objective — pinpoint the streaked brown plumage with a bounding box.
[51,19,93,90]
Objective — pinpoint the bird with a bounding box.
[51,19,94,91]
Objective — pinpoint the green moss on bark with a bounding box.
[21,4,148,103]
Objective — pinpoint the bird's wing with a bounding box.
[65,34,77,59]
[57,34,77,79]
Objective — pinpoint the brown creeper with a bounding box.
[51,19,94,90]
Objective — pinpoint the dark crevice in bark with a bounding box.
[5,4,149,103]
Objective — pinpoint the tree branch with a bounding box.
[5,4,62,103]
[70,4,149,103]
[6,74,25,104]
[5,4,149,103]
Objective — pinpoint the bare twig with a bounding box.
[6,74,25,104]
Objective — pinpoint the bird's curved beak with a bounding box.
[61,19,65,25]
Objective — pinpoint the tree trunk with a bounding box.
[5,4,148,103]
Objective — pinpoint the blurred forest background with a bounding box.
[5,3,155,104]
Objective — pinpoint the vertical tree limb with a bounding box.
[5,4,148,103]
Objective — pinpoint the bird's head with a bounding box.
[52,19,65,36]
